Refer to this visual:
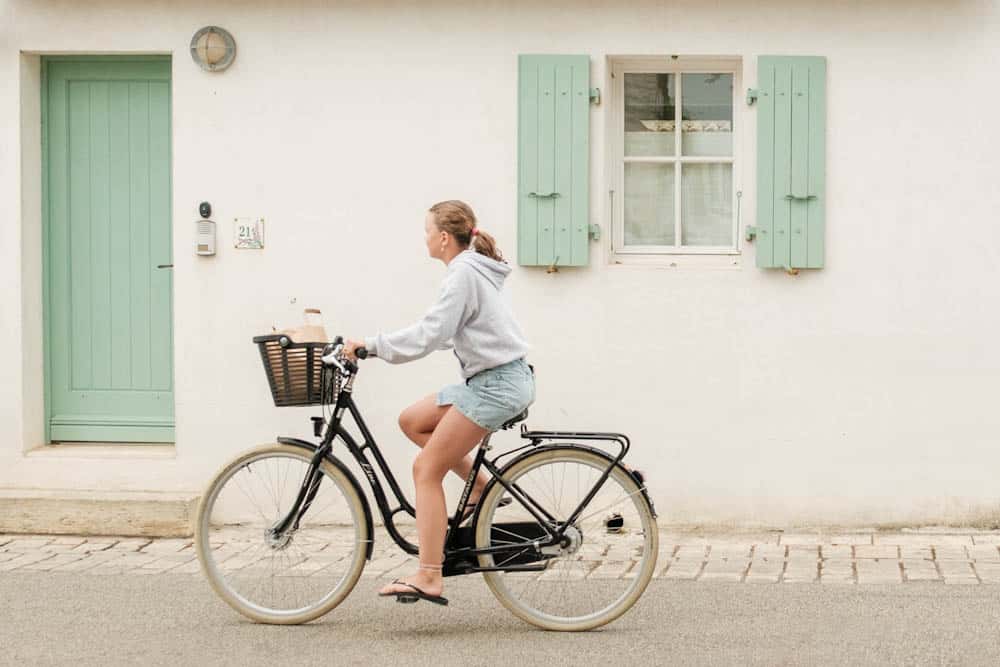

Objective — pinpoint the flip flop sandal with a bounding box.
[378,579,449,606]
[460,496,512,524]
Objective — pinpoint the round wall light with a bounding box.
[190,26,236,72]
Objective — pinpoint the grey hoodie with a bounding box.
[365,249,530,378]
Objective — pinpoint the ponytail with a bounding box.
[469,228,504,263]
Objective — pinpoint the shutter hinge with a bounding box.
[746,88,759,106]
[588,224,601,241]
[744,225,758,242]
[590,88,601,105]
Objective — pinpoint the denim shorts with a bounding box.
[436,357,536,431]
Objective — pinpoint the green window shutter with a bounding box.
[517,54,590,267]
[752,55,826,269]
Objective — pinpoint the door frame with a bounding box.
[40,54,175,444]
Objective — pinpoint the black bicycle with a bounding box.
[194,334,658,631]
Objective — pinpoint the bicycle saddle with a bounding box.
[499,409,528,431]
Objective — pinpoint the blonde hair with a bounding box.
[428,200,505,263]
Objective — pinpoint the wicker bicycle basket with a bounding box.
[253,334,340,407]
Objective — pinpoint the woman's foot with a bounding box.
[378,564,443,598]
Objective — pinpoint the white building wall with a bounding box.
[2,0,999,526]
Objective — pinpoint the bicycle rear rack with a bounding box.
[519,424,630,463]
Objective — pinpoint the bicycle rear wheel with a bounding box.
[475,447,658,631]
[194,443,369,624]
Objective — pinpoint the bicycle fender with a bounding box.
[484,444,658,520]
[276,436,375,560]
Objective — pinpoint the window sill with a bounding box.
[608,253,743,270]
[24,442,177,459]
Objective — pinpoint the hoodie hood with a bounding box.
[450,248,511,290]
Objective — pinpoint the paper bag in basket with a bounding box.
[274,308,329,343]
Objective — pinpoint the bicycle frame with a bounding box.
[271,363,636,576]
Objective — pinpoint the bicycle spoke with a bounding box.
[495,547,532,568]
[491,524,537,543]
[573,487,648,526]
[259,459,281,517]
[526,469,561,517]
[232,472,273,526]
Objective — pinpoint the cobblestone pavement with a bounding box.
[6,528,1000,584]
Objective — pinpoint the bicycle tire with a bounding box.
[474,446,658,631]
[194,443,369,624]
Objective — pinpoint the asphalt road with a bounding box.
[3,573,1000,666]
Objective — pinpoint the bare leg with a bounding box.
[398,394,491,502]
[378,406,487,598]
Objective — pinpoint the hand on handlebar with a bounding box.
[343,339,368,362]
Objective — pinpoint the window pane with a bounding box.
[624,73,675,157]
[625,162,675,246]
[681,73,733,157]
[681,163,732,246]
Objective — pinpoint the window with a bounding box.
[610,57,741,256]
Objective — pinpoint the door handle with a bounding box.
[156,264,173,269]
[783,194,817,201]
[528,192,560,198]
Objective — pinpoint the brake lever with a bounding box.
[321,344,347,372]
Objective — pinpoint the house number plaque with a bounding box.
[234,217,264,249]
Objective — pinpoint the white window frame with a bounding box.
[608,56,743,258]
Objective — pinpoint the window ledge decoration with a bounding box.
[638,120,732,132]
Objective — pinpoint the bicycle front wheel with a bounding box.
[194,443,369,624]
[475,447,658,631]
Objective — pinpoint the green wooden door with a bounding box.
[43,57,174,443]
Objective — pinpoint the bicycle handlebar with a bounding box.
[320,336,369,373]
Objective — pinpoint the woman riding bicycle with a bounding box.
[343,199,535,606]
